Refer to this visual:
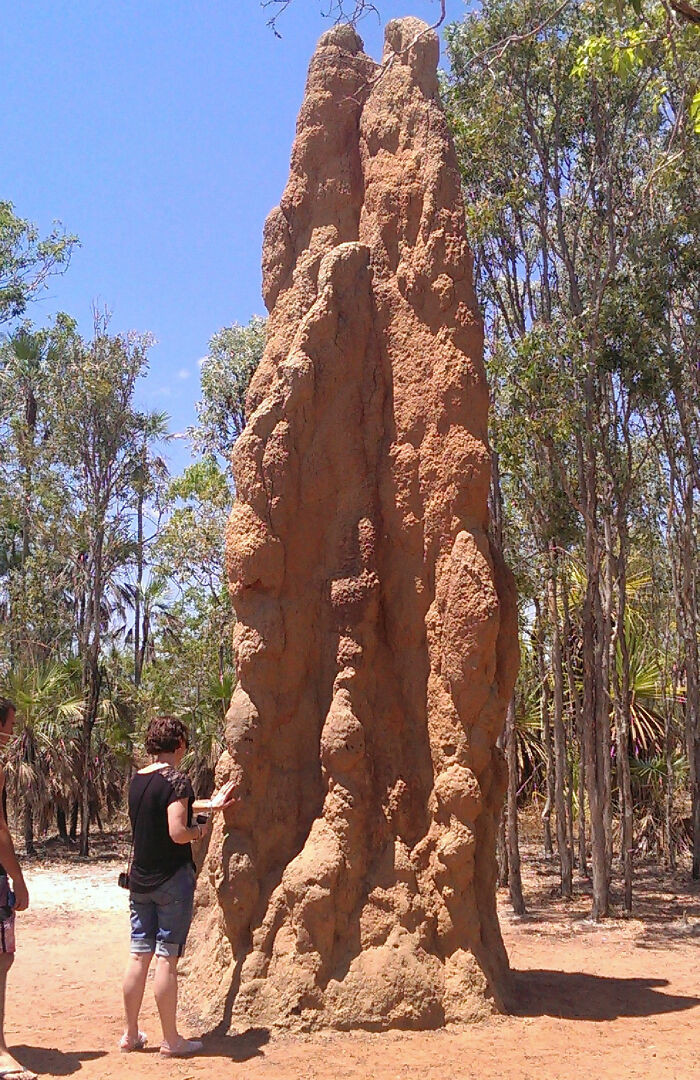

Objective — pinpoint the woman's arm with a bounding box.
[167,797,211,844]
[0,765,28,910]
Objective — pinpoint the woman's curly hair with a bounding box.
[145,715,190,755]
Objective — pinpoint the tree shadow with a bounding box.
[9,1045,107,1077]
[510,969,700,1021]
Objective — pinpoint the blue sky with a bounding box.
[3,0,465,474]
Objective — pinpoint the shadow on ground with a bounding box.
[10,1045,107,1076]
[510,969,700,1021]
[200,1026,270,1061]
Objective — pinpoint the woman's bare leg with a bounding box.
[0,953,36,1077]
[153,955,180,1046]
[122,952,153,1043]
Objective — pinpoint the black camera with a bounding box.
[117,871,130,890]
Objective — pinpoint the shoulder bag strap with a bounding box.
[125,770,160,877]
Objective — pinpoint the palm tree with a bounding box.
[181,669,232,796]
[2,661,82,852]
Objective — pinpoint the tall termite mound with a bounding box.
[188,17,519,1032]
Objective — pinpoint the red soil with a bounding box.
[6,842,698,1080]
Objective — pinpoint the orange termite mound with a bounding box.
[188,17,519,1032]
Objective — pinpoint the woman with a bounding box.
[120,715,236,1057]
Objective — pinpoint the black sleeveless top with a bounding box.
[128,766,195,892]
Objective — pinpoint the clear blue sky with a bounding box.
[3,0,466,474]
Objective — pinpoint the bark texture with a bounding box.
[189,18,519,1032]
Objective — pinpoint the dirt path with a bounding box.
[6,854,699,1080]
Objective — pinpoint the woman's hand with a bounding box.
[12,875,29,912]
[210,779,238,811]
[191,780,239,818]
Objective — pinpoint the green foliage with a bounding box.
[191,315,266,466]
[155,458,231,605]
[571,29,652,81]
[0,202,77,325]
[447,0,699,883]
[691,88,700,132]
[0,660,132,835]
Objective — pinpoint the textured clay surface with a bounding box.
[188,17,519,1032]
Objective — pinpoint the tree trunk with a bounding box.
[496,733,508,887]
[583,581,608,917]
[505,697,526,914]
[601,517,615,880]
[80,724,91,857]
[80,659,101,857]
[664,683,676,871]
[581,453,608,919]
[535,600,555,858]
[57,806,68,843]
[69,800,79,841]
[497,807,508,888]
[663,447,683,872]
[23,800,35,857]
[548,551,573,898]
[679,502,700,879]
[134,485,144,687]
[562,577,587,875]
[80,518,105,858]
[613,535,634,913]
[566,705,576,872]
[489,446,517,897]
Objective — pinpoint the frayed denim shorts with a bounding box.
[0,875,15,954]
[129,862,196,958]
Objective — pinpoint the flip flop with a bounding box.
[0,1070,38,1079]
[159,1038,203,1057]
[119,1030,148,1052]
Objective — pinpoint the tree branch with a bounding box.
[262,0,380,37]
[669,0,700,24]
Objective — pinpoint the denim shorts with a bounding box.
[0,876,15,955]
[129,863,196,958]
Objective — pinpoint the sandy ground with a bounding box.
[4,841,699,1080]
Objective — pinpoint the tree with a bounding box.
[142,458,235,788]
[139,316,266,790]
[0,202,77,326]
[0,321,76,669]
[46,311,164,854]
[446,0,699,914]
[262,2,445,35]
[128,441,169,688]
[2,661,82,853]
[190,315,267,467]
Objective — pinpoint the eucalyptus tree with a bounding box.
[0,201,76,326]
[128,438,169,688]
[0,329,44,665]
[446,0,697,915]
[606,118,700,875]
[191,315,267,468]
[146,456,235,731]
[0,323,76,667]
[138,316,267,777]
[45,312,163,854]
